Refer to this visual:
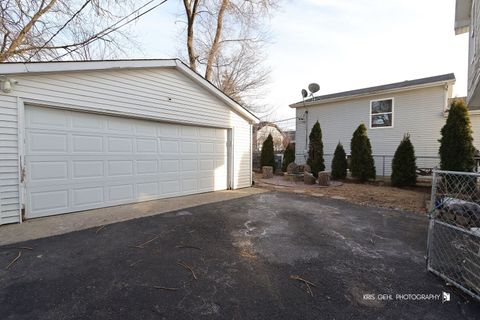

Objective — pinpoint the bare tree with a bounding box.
[182,0,201,70]
[178,0,280,111]
[0,0,140,62]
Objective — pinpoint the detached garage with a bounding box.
[0,59,257,225]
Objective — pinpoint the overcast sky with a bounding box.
[134,0,469,125]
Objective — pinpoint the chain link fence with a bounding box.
[427,169,480,301]
[252,151,284,171]
[325,154,440,178]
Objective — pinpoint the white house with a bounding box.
[455,0,480,109]
[253,121,289,152]
[0,59,257,225]
[290,74,480,176]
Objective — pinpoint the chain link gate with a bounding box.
[427,169,480,301]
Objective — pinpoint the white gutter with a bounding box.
[0,59,177,75]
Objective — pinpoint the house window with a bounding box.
[370,98,393,128]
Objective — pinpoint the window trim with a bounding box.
[369,97,394,129]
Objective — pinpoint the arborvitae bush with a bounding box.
[439,99,475,172]
[331,142,347,180]
[307,121,325,177]
[350,124,376,181]
[282,143,295,172]
[260,134,275,170]
[391,134,417,187]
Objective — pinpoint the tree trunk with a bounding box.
[204,0,228,81]
[183,0,200,70]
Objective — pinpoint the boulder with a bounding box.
[304,172,316,185]
[262,166,274,179]
[303,164,312,173]
[317,171,330,186]
[286,162,299,174]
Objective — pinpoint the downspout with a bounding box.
[304,110,309,162]
[302,96,309,162]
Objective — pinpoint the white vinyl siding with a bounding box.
[0,67,252,224]
[0,95,20,224]
[470,114,480,150]
[295,86,463,174]
[466,0,480,107]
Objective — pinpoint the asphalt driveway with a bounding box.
[1,191,478,319]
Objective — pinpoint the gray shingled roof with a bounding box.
[291,73,455,106]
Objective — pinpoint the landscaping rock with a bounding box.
[304,172,316,185]
[318,171,330,186]
[303,164,312,173]
[262,166,274,179]
[286,162,299,174]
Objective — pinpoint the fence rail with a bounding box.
[427,169,480,301]
[323,154,440,177]
[255,151,480,178]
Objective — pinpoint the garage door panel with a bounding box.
[181,126,197,137]
[72,134,103,153]
[199,177,214,190]
[108,184,134,201]
[160,140,179,153]
[136,138,157,153]
[182,179,197,192]
[199,142,215,153]
[72,113,104,130]
[162,160,179,172]
[200,159,214,170]
[198,127,214,137]
[29,132,68,153]
[26,107,68,129]
[137,182,160,198]
[72,160,104,179]
[162,180,180,194]
[30,161,68,182]
[182,159,197,171]
[135,122,157,136]
[159,124,179,137]
[215,159,226,168]
[107,137,133,153]
[73,187,104,206]
[29,189,69,215]
[25,106,228,218]
[108,160,134,176]
[137,160,158,174]
[181,141,197,153]
[107,118,134,133]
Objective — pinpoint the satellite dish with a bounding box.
[301,89,308,98]
[308,83,320,94]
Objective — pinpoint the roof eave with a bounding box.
[454,0,472,34]
[289,79,456,108]
[0,59,177,75]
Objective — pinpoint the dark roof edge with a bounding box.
[290,73,455,107]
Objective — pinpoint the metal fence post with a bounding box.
[426,170,437,270]
[382,156,385,177]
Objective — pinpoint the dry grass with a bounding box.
[255,174,430,213]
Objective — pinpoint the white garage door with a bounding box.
[24,106,229,218]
